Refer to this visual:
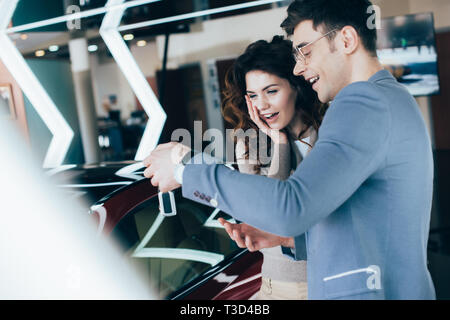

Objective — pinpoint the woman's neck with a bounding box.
[286,112,306,139]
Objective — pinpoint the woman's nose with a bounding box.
[256,98,270,111]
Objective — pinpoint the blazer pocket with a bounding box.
[323,266,382,300]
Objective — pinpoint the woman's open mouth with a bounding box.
[261,112,280,123]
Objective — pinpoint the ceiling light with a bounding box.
[136,40,146,47]
[48,45,59,52]
[20,33,28,40]
[123,33,134,41]
[6,0,162,34]
[35,50,45,57]
[87,44,98,52]
[118,0,284,32]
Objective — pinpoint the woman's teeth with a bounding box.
[263,112,279,119]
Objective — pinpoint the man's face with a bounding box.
[291,20,348,103]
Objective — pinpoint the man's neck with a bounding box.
[349,55,384,83]
[329,56,384,103]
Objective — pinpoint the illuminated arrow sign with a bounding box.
[0,0,74,168]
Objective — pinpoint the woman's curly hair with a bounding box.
[221,35,327,172]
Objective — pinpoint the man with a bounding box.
[144,0,435,299]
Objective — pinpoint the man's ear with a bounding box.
[339,26,359,55]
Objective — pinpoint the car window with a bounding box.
[113,196,239,299]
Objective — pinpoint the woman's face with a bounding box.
[245,70,297,130]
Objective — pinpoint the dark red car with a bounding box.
[48,161,262,300]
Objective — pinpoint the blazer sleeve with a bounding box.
[182,82,391,238]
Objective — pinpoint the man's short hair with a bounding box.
[281,0,378,56]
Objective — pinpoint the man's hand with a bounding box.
[143,142,191,192]
[218,218,294,252]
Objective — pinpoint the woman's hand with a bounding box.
[245,95,288,144]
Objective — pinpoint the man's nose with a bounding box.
[293,60,306,76]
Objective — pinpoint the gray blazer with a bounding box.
[182,70,435,299]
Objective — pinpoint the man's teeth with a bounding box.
[309,76,319,84]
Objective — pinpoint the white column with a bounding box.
[68,37,101,164]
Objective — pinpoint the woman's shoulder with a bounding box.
[298,126,318,146]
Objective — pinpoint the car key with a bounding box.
[158,191,177,216]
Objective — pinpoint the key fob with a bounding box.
[158,191,177,217]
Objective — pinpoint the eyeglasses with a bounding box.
[293,29,338,64]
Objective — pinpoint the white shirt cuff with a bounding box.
[174,163,185,184]
[175,151,235,185]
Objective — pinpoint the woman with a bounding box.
[220,36,326,300]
